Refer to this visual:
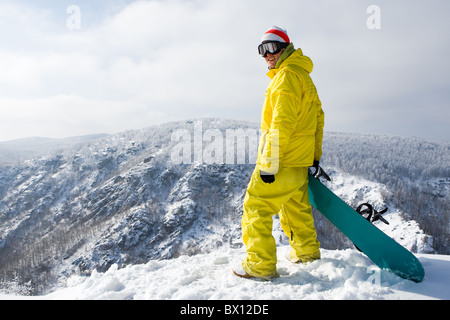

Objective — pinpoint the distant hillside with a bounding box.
[0,134,109,165]
[321,131,449,253]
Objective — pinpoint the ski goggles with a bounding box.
[258,41,288,57]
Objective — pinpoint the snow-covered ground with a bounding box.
[1,245,448,300]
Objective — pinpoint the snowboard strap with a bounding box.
[354,203,389,252]
[356,203,389,225]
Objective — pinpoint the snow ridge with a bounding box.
[3,246,449,300]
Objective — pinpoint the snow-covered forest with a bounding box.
[0,119,448,295]
[321,132,449,253]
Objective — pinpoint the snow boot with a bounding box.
[232,264,255,279]
[285,250,321,264]
[232,263,279,281]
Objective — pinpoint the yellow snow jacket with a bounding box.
[257,48,324,173]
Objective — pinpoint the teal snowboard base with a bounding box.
[308,173,425,282]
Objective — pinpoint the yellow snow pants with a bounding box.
[241,166,320,278]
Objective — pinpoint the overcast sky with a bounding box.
[0,0,449,143]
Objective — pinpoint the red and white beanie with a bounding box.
[261,25,290,44]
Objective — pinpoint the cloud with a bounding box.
[0,0,449,142]
[0,95,171,139]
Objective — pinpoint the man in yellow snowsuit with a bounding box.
[234,26,325,280]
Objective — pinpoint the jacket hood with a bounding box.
[267,46,314,79]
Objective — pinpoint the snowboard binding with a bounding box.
[354,203,389,252]
[356,203,389,225]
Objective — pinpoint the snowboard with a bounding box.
[307,173,425,283]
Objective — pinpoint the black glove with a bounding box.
[309,160,331,182]
[312,160,320,174]
[260,171,275,184]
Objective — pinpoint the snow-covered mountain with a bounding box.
[0,119,447,296]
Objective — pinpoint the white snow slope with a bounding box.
[1,245,448,300]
